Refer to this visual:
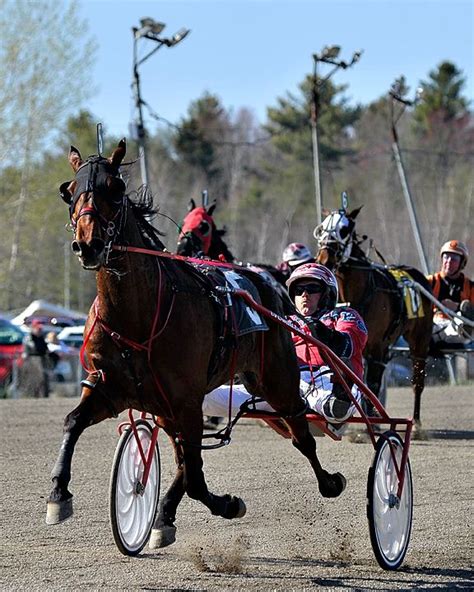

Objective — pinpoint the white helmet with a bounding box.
[286,263,339,310]
[440,240,469,269]
[282,243,313,267]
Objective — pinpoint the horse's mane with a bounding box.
[349,235,372,266]
[211,228,235,262]
[127,185,166,250]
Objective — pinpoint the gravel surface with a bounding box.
[0,385,472,591]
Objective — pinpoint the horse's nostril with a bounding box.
[71,240,82,255]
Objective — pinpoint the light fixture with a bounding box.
[139,18,165,34]
[170,27,191,45]
[321,45,341,60]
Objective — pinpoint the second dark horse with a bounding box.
[315,206,433,430]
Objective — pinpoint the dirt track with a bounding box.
[0,385,472,591]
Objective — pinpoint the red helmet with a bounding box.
[440,240,469,269]
[286,263,338,309]
[282,243,313,267]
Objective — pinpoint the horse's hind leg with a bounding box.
[183,443,247,519]
[405,324,430,431]
[46,388,116,524]
[283,415,346,498]
[180,407,246,520]
[254,363,346,498]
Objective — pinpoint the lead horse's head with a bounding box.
[314,206,362,270]
[59,140,127,270]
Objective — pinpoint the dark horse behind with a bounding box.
[315,204,433,431]
[46,140,346,547]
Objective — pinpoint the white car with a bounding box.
[57,326,85,349]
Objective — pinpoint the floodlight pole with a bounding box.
[311,47,362,224]
[132,57,149,186]
[389,89,429,275]
[132,20,190,188]
[310,58,323,227]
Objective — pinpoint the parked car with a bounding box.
[0,316,25,390]
[57,326,85,349]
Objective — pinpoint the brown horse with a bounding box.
[315,206,433,428]
[177,198,288,286]
[46,140,345,546]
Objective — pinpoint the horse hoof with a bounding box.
[234,497,247,518]
[319,472,347,498]
[46,498,73,525]
[223,496,247,519]
[149,525,176,549]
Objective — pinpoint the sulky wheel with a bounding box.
[109,420,161,556]
[367,430,413,570]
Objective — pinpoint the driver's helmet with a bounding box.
[440,240,469,269]
[282,242,313,268]
[286,263,338,310]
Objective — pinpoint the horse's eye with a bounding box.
[107,176,126,194]
[59,181,73,205]
[199,221,211,236]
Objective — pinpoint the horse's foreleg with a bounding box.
[365,356,388,409]
[150,441,185,549]
[411,357,426,426]
[284,415,346,498]
[46,389,114,525]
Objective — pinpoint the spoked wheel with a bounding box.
[367,431,413,570]
[109,420,161,556]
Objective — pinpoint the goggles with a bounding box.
[294,283,324,296]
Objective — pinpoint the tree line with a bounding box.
[0,0,472,314]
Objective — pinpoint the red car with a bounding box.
[0,317,25,389]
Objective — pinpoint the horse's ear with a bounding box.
[321,208,331,218]
[68,146,83,172]
[188,198,196,212]
[207,201,217,217]
[347,205,363,220]
[110,138,126,168]
[59,181,73,205]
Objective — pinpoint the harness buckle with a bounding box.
[104,241,113,264]
[106,221,116,237]
[110,331,121,342]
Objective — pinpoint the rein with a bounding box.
[112,244,255,272]
[80,253,178,423]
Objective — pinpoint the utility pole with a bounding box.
[389,80,429,275]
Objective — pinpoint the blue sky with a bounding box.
[81,0,473,138]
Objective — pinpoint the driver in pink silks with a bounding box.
[203,263,368,426]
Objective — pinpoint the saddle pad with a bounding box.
[222,270,268,336]
[389,269,425,319]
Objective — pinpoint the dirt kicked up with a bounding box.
[0,384,472,591]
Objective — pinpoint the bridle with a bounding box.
[177,207,214,255]
[314,210,355,267]
[60,156,127,258]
